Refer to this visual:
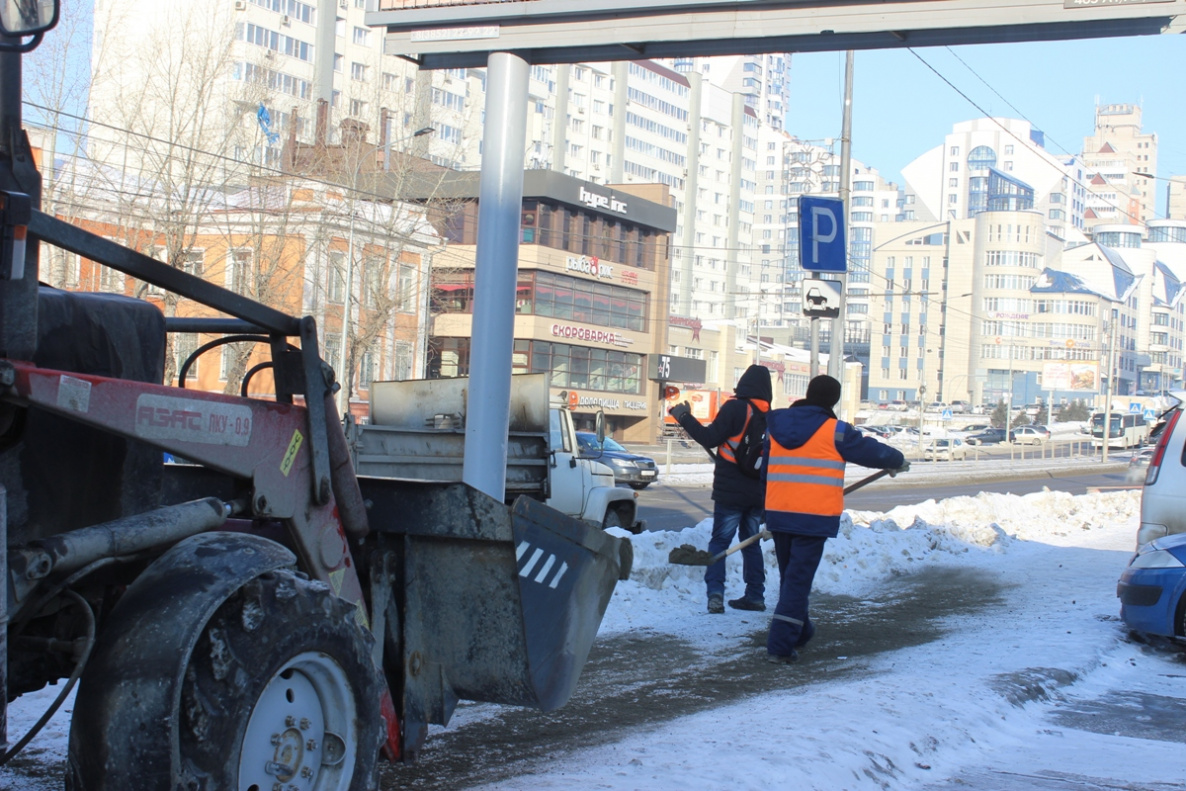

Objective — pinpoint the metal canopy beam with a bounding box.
[371,0,1183,69]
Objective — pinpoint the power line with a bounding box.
[907,48,1153,225]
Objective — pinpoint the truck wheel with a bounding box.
[602,506,625,530]
[180,570,385,791]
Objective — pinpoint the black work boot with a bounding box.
[728,597,766,612]
[707,594,725,614]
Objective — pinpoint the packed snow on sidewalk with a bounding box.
[465,486,1183,791]
[4,487,1180,791]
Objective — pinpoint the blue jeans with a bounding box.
[704,503,765,602]
[767,533,827,656]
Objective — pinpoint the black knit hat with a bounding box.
[804,375,841,408]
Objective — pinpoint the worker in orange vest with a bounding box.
[762,375,908,663]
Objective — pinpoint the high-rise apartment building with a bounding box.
[1081,103,1158,228]
[668,54,791,132]
[89,0,463,172]
[901,118,1087,241]
[1167,176,1186,221]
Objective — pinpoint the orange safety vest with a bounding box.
[717,399,769,465]
[765,418,847,518]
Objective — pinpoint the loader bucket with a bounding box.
[358,479,632,757]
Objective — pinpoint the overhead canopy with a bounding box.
[366,0,1184,69]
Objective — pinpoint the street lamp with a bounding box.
[384,125,435,172]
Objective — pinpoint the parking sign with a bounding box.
[798,196,847,273]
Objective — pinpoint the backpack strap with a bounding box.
[719,400,753,465]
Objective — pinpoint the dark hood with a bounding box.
[767,403,834,451]
[734,364,773,402]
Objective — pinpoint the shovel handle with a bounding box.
[703,470,892,566]
[706,529,771,566]
[843,468,892,495]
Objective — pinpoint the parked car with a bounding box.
[961,423,991,434]
[965,428,1008,446]
[887,400,909,412]
[950,400,969,414]
[1118,532,1186,638]
[576,432,659,489]
[926,401,946,413]
[1136,398,1186,547]
[923,438,968,461]
[1009,425,1051,445]
[856,425,892,439]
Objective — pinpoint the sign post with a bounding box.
[798,195,847,383]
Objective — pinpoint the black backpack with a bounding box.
[731,401,767,480]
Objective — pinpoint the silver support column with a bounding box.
[828,51,855,389]
[463,52,529,500]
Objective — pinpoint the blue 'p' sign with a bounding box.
[798,196,847,273]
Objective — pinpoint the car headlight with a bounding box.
[1130,549,1185,569]
[609,458,635,469]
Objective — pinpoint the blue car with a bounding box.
[1118,532,1186,638]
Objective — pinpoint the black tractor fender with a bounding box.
[67,531,296,791]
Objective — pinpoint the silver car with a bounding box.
[923,438,967,461]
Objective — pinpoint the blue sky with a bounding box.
[786,34,1186,217]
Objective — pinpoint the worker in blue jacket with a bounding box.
[762,375,907,663]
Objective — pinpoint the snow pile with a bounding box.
[607,488,1139,624]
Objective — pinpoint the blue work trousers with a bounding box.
[767,533,827,656]
[704,503,765,601]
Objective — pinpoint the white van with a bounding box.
[1135,393,1186,547]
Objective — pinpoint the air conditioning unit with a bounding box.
[577,107,585,114]
[233,0,246,9]
[281,14,290,25]
[339,0,347,8]
[264,50,275,59]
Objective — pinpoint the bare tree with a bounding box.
[88,1,254,383]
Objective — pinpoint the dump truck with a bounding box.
[346,374,645,533]
[0,5,631,788]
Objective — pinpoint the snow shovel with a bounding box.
[667,468,894,566]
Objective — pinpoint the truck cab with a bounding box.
[545,405,633,529]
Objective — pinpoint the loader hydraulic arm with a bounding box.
[0,358,369,623]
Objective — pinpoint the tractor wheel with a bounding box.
[180,570,384,791]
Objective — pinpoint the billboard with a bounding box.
[1041,362,1099,392]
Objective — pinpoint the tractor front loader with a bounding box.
[0,5,630,789]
